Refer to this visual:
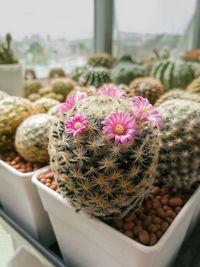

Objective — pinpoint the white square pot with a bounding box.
[0,64,23,96]
[0,161,55,246]
[32,167,200,267]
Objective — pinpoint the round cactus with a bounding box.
[0,90,9,101]
[24,80,43,98]
[0,96,36,151]
[186,76,200,94]
[82,67,111,88]
[151,60,194,91]
[33,98,60,113]
[48,68,66,79]
[39,87,53,97]
[67,87,95,98]
[25,68,37,81]
[51,78,74,99]
[128,77,164,105]
[70,65,89,82]
[15,114,54,163]
[111,63,144,85]
[88,53,113,68]
[49,91,161,219]
[28,93,40,102]
[155,99,200,191]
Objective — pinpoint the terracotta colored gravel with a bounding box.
[38,171,61,194]
[0,151,45,173]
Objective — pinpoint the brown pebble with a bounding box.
[143,216,152,227]
[149,233,157,246]
[152,216,162,224]
[161,222,169,232]
[148,223,157,233]
[165,210,176,219]
[161,198,168,205]
[50,184,57,190]
[138,230,149,245]
[156,231,162,239]
[163,205,170,211]
[145,200,152,210]
[133,225,143,235]
[46,179,52,184]
[138,212,145,220]
[169,198,183,207]
[151,186,160,195]
[125,231,134,238]
[113,218,123,229]
[125,213,136,222]
[157,208,165,218]
[160,188,169,195]
[124,222,135,231]
[152,200,161,209]
[46,183,51,187]
[135,219,142,225]
[41,178,46,184]
[175,206,182,214]
[166,217,173,224]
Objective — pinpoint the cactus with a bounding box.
[67,87,95,98]
[49,92,161,219]
[0,90,9,101]
[128,77,164,105]
[111,63,144,85]
[82,67,111,88]
[155,89,200,107]
[48,68,66,79]
[70,65,89,82]
[51,78,74,99]
[44,93,63,102]
[100,83,129,92]
[0,33,18,64]
[25,68,37,80]
[38,87,53,96]
[24,80,43,98]
[15,114,54,163]
[151,60,194,91]
[0,96,36,151]
[117,55,134,64]
[155,99,200,191]
[33,98,60,113]
[28,93,41,102]
[88,53,113,68]
[186,76,200,94]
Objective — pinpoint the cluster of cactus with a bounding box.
[128,77,164,104]
[33,98,60,113]
[155,99,200,191]
[0,33,18,64]
[48,68,66,80]
[0,96,36,151]
[151,60,194,91]
[15,114,54,163]
[24,68,37,81]
[186,76,200,94]
[51,78,74,99]
[82,67,111,88]
[155,89,200,107]
[0,89,9,101]
[24,80,43,98]
[87,53,113,68]
[111,62,144,85]
[49,91,161,219]
[29,87,63,102]
[70,65,89,83]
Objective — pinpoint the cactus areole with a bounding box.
[49,89,162,219]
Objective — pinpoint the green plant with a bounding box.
[52,78,74,99]
[38,87,53,96]
[128,77,164,105]
[49,93,161,219]
[0,96,36,151]
[67,87,95,98]
[82,67,111,88]
[70,65,89,82]
[28,93,41,102]
[25,68,37,80]
[111,63,144,85]
[151,60,194,91]
[24,80,43,97]
[33,98,60,113]
[0,90,9,101]
[155,99,200,190]
[117,55,134,64]
[48,68,66,79]
[15,114,54,163]
[0,33,18,64]
[88,53,113,68]
[186,76,200,94]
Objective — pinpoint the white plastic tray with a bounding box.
[32,167,200,267]
[0,161,55,246]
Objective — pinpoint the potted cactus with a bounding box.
[0,33,23,96]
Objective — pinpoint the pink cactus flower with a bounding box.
[97,87,127,98]
[101,111,140,145]
[57,92,87,112]
[64,114,88,137]
[131,96,162,130]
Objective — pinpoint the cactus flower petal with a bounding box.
[64,114,88,137]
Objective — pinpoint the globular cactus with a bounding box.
[0,33,18,64]
[33,98,60,113]
[0,90,9,101]
[100,83,129,93]
[151,60,194,91]
[111,63,144,85]
[0,96,36,151]
[186,76,200,94]
[39,87,53,97]
[49,91,162,219]
[128,77,164,105]
[24,80,43,98]
[82,67,111,88]
[155,89,200,107]
[28,93,40,102]
[48,68,66,80]
[15,114,54,163]
[70,65,89,83]
[51,78,74,100]
[25,68,37,81]
[155,99,200,191]
[88,53,113,68]
[67,87,95,98]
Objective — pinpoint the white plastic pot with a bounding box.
[0,64,23,96]
[32,167,200,267]
[0,161,55,246]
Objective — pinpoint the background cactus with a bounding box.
[70,65,89,83]
[24,80,43,97]
[111,62,144,85]
[28,93,40,102]
[51,78,74,100]
[0,90,9,101]
[151,60,194,91]
[0,33,18,64]
[82,67,111,88]
[67,87,95,98]
[88,53,113,68]
[15,114,54,163]
[186,76,200,94]
[155,99,200,190]
[0,96,36,151]
[33,98,60,113]
[25,68,37,80]
[49,94,161,219]
[48,68,66,79]
[128,77,164,104]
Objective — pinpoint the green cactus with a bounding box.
[82,67,111,88]
[0,33,18,64]
[128,77,164,105]
[0,96,36,151]
[155,99,200,190]
[151,60,194,91]
[33,98,60,113]
[49,95,160,219]
[70,65,89,82]
[28,93,41,102]
[44,93,63,102]
[0,90,9,101]
[88,53,113,68]
[15,114,54,163]
[24,80,43,98]
[52,78,74,99]
[186,76,200,94]
[38,87,53,96]
[111,63,144,85]
[48,68,66,79]
[25,68,37,80]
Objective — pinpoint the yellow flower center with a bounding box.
[114,124,124,135]
[74,122,82,130]
[142,107,149,115]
